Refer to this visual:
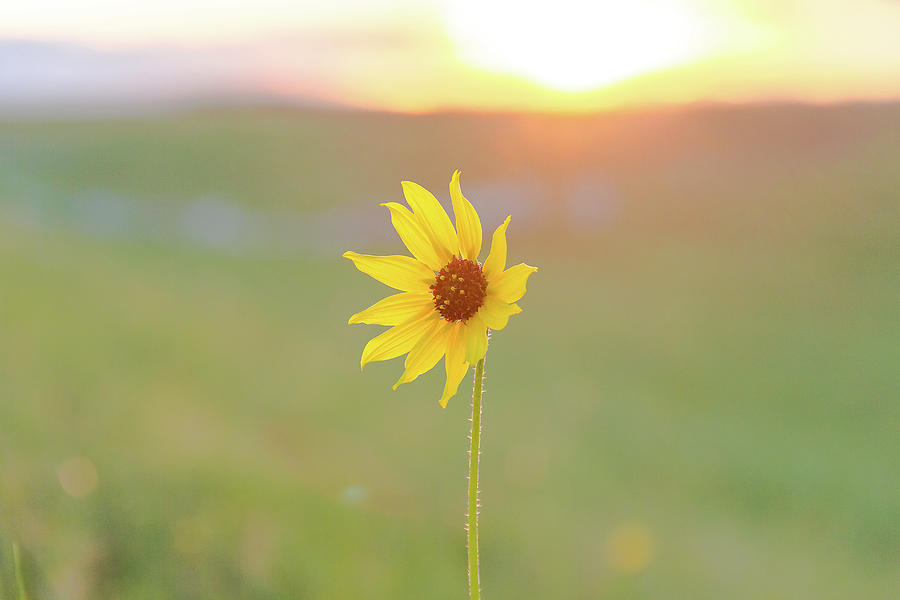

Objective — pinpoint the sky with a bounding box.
[2,0,900,112]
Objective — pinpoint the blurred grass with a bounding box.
[0,104,898,599]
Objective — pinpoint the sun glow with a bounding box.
[442,0,722,91]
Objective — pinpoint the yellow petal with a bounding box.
[393,317,452,389]
[464,314,489,364]
[360,311,438,370]
[401,181,459,264]
[477,296,522,331]
[450,170,483,262]
[440,323,470,407]
[489,263,538,304]
[380,202,443,270]
[343,251,434,292]
[482,216,510,281]
[348,292,434,326]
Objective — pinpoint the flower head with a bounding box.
[344,171,537,407]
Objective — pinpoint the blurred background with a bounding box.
[1,1,898,598]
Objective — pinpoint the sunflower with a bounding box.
[343,170,537,407]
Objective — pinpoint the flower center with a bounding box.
[430,256,487,322]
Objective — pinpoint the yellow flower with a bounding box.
[344,170,538,407]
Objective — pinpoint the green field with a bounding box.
[1,104,898,599]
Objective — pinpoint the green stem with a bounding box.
[467,356,485,600]
[13,542,30,600]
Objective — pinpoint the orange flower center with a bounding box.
[430,256,487,322]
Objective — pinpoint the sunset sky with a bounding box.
[2,0,900,112]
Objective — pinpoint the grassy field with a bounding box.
[0,104,898,599]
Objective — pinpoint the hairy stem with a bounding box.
[467,356,485,599]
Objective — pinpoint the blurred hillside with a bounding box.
[0,103,898,599]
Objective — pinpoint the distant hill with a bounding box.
[0,39,338,116]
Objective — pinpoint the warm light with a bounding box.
[442,0,720,91]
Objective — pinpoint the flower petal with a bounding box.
[360,311,438,370]
[440,323,469,407]
[477,296,522,331]
[464,314,489,364]
[343,251,434,292]
[450,170,483,262]
[393,317,453,389]
[348,291,433,326]
[482,216,510,281]
[401,181,459,264]
[488,263,538,304]
[380,202,443,270]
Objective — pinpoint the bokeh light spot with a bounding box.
[57,456,98,498]
[341,484,368,506]
[605,522,656,573]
